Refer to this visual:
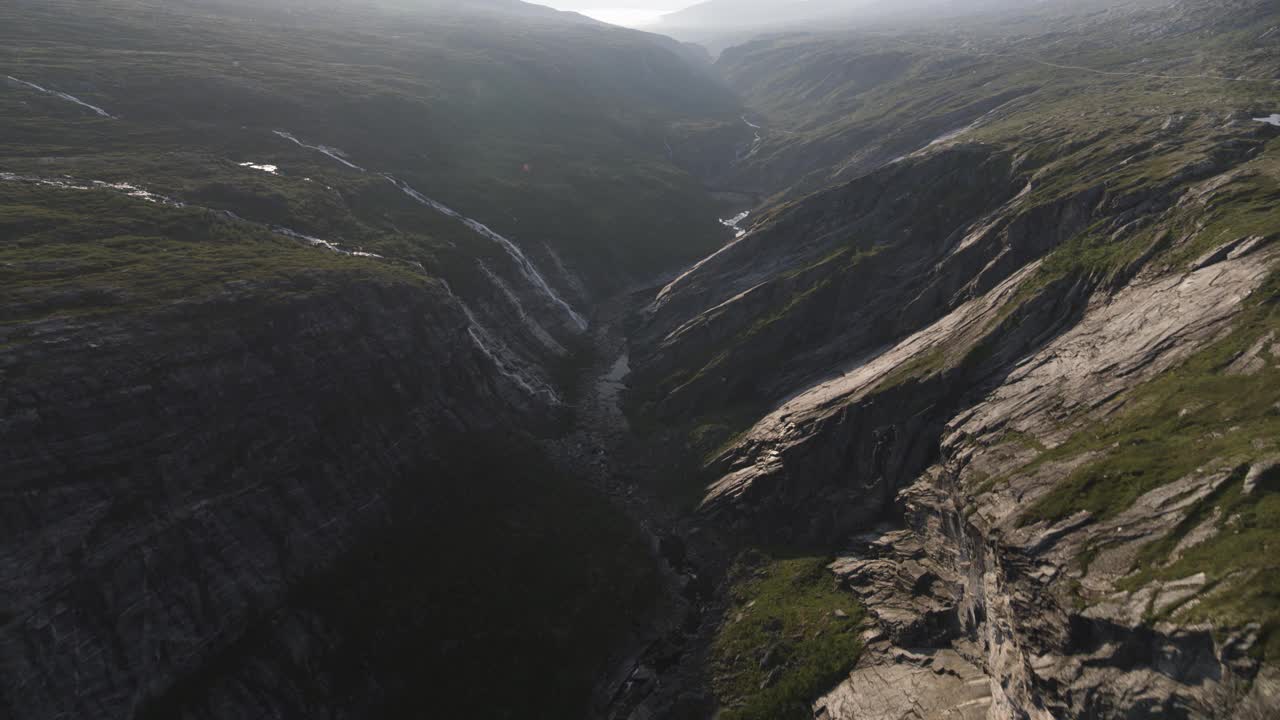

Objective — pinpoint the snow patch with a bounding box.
[720,210,750,238]
[238,162,279,174]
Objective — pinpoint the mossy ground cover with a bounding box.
[1,3,738,715]
[712,553,865,720]
[657,0,1280,692]
[1018,270,1280,526]
[0,182,426,327]
[705,16,1280,660]
[991,270,1280,658]
[0,0,736,298]
[720,0,1278,198]
[1124,474,1280,661]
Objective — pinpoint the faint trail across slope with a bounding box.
[1023,55,1280,83]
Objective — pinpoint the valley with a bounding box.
[2,0,1279,718]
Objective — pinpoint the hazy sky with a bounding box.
[533,1,695,27]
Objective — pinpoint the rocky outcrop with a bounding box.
[0,274,564,718]
[632,145,1033,420]
[627,55,1280,712]
[816,648,992,720]
[679,237,1276,717]
[820,468,1268,719]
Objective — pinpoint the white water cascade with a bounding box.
[6,76,115,118]
[477,260,568,356]
[270,130,586,332]
[442,280,562,405]
[272,131,365,171]
[384,175,588,332]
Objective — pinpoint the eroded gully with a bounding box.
[543,286,731,720]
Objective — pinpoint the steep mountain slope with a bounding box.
[0,1,738,717]
[655,0,1169,55]
[628,0,1280,716]
[708,0,1273,199]
[658,0,1035,34]
[6,0,1280,717]
[3,0,740,282]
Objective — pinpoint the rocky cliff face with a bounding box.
[632,145,1028,421]
[0,221,676,716]
[0,274,532,717]
[712,242,1278,717]
[628,22,1280,711]
[0,0,753,711]
[5,0,1279,717]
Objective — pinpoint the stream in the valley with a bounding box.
[542,287,730,720]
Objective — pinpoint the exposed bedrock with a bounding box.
[0,276,565,718]
[628,119,1279,716]
[631,145,1116,424]
[697,242,1277,717]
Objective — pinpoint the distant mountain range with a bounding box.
[652,0,1173,53]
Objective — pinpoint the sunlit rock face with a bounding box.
[3,0,1279,717]
[627,37,1280,710]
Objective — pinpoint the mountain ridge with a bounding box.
[620,0,1280,715]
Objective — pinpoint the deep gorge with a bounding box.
[2,0,1279,718]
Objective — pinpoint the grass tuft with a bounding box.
[712,553,865,720]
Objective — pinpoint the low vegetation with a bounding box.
[0,182,425,327]
[991,269,1280,658]
[1136,475,1280,662]
[0,0,735,301]
[1020,270,1280,526]
[1,2,731,716]
[712,553,865,720]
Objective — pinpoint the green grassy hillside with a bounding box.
[714,0,1279,199]
[0,2,740,717]
[0,0,740,289]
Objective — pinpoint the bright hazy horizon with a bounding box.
[533,1,696,27]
